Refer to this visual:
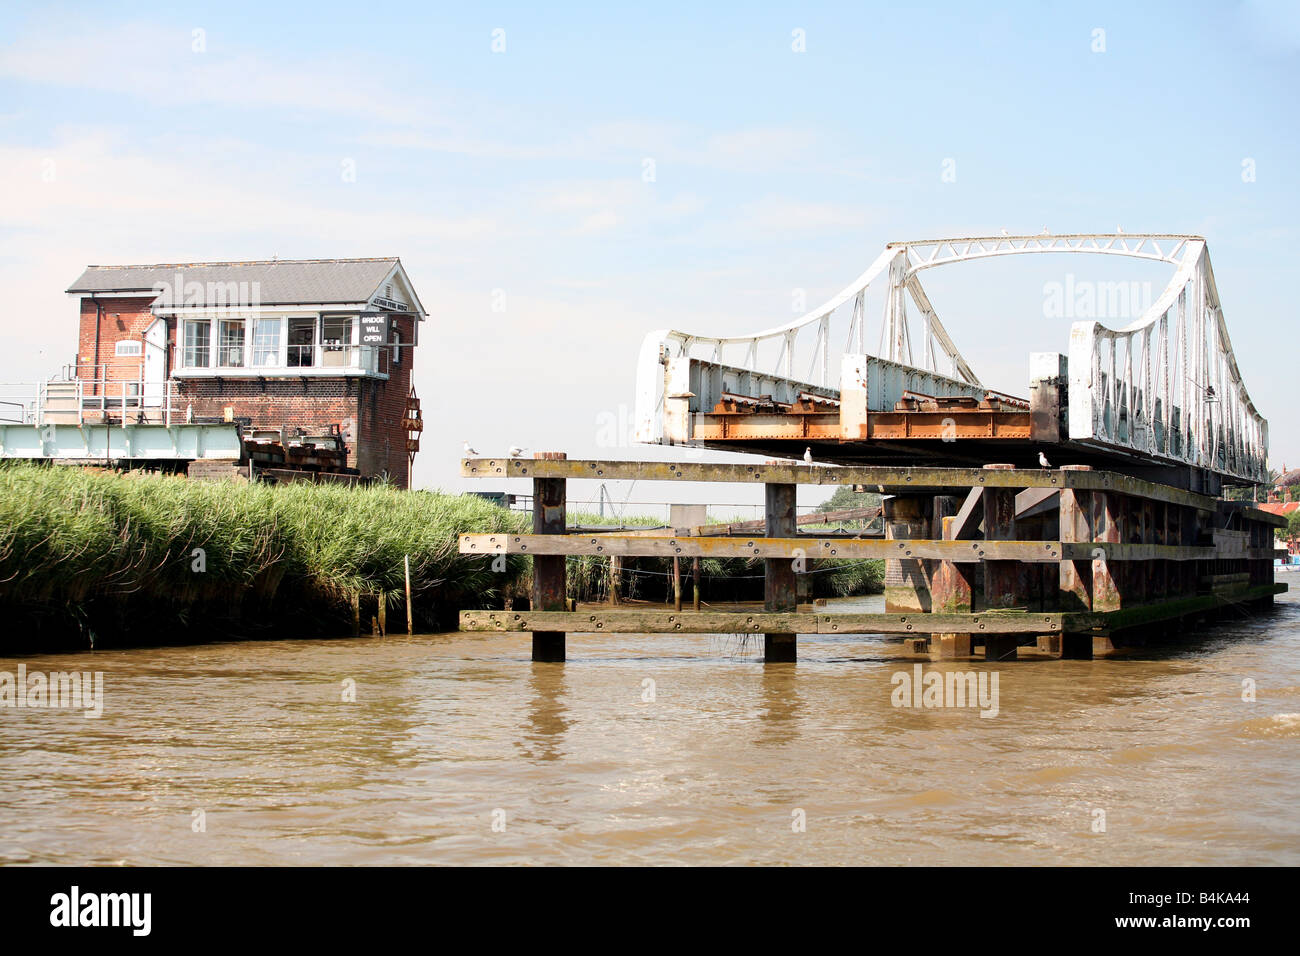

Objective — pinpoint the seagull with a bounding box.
[463,439,478,456]
[804,446,813,465]
[1116,225,1124,234]
[1038,451,1051,469]
[508,445,526,457]
[1000,228,1009,236]
[1041,226,1050,235]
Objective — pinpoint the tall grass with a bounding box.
[0,463,526,650]
[0,465,884,651]
[559,510,883,603]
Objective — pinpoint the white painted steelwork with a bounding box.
[634,234,1267,482]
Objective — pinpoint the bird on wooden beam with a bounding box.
[1038,451,1052,469]
[804,447,814,465]
[463,439,478,456]
[508,445,527,457]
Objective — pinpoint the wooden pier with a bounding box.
[458,456,1285,662]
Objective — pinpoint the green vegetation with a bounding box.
[0,462,526,650]
[0,465,884,651]
[560,510,883,604]
[815,484,882,513]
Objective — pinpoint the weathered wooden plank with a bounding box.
[460,533,1066,561]
[459,609,1063,634]
[1064,583,1287,632]
[1058,542,1221,561]
[459,458,1219,510]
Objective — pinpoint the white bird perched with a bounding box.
[1116,225,1124,234]
[1038,451,1051,469]
[804,447,813,465]
[508,445,526,457]
[1041,226,1050,235]
[463,439,478,456]
[1000,228,1009,236]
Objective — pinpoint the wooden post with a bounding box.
[931,511,973,659]
[673,556,682,611]
[1057,466,1094,658]
[351,591,361,637]
[692,557,701,611]
[404,554,413,635]
[982,464,1020,662]
[763,481,798,662]
[377,592,387,636]
[609,556,621,605]
[531,452,568,662]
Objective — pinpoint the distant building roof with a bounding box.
[66,258,422,313]
[1258,502,1300,516]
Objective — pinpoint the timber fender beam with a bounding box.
[460,458,1219,510]
[460,610,1064,634]
[460,533,1247,563]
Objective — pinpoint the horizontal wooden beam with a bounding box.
[461,533,1065,561]
[460,458,1219,510]
[461,534,1268,562]
[1057,542,1223,562]
[460,609,1063,635]
[1064,583,1286,631]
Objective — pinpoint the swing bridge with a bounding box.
[459,234,1282,662]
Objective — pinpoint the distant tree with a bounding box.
[816,485,882,513]
[1287,510,1300,540]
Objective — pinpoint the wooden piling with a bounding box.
[377,592,386,636]
[531,452,568,662]
[609,556,621,605]
[404,554,413,635]
[673,556,682,611]
[693,557,701,611]
[982,464,1021,661]
[763,481,798,663]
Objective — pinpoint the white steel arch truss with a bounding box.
[635,233,1267,482]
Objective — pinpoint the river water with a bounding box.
[2,591,1298,866]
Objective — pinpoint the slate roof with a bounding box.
[66,258,407,308]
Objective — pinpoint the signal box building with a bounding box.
[64,258,425,487]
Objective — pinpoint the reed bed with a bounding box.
[0,463,526,649]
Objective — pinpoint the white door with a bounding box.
[142,318,167,407]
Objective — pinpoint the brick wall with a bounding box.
[76,296,159,387]
[76,297,418,487]
[354,313,416,486]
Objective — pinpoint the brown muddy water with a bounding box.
[2,591,1298,866]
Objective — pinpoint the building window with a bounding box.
[183,319,210,368]
[390,329,401,365]
[287,317,317,367]
[252,317,281,367]
[322,316,354,367]
[115,340,142,357]
[219,319,245,367]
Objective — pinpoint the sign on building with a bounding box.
[359,314,390,347]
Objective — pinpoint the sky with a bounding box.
[1,1,1297,518]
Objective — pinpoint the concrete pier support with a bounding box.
[763,481,797,663]
[884,495,932,612]
[931,508,974,659]
[531,453,568,662]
